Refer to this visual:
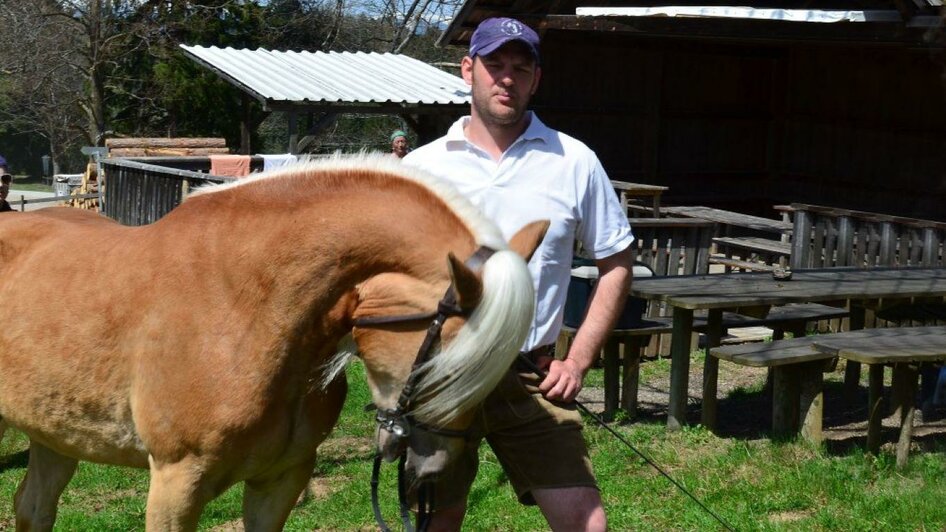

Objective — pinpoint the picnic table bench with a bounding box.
[709,336,840,444]
[611,180,669,217]
[575,302,847,419]
[632,267,946,430]
[812,326,946,468]
[710,325,946,461]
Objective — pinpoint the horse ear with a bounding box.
[508,220,550,263]
[447,252,482,311]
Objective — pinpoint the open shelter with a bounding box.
[180,45,471,154]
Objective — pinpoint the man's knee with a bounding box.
[533,486,606,532]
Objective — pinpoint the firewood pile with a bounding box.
[67,162,98,211]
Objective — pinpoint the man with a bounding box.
[0,173,13,212]
[390,130,410,158]
[403,17,633,531]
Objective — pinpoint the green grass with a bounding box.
[8,174,54,192]
[0,359,945,530]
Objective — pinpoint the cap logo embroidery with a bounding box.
[501,19,523,36]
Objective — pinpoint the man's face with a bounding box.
[462,42,541,128]
[0,183,9,201]
[391,136,408,158]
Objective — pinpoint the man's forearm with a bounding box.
[566,249,633,374]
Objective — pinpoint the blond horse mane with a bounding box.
[195,154,533,426]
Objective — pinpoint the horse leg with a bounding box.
[241,457,318,532]
[145,456,214,532]
[14,441,78,531]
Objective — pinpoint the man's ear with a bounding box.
[508,220,550,263]
[530,65,542,96]
[461,56,474,86]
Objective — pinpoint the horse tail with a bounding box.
[412,248,534,424]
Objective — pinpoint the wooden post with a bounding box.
[866,364,885,454]
[603,338,620,421]
[701,309,723,430]
[622,337,643,418]
[836,216,855,267]
[288,111,299,154]
[772,366,800,440]
[798,361,824,444]
[667,307,694,431]
[895,364,919,469]
[790,208,812,270]
[844,302,866,401]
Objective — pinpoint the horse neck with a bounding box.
[167,180,478,341]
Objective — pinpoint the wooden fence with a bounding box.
[100,158,233,226]
[789,203,946,270]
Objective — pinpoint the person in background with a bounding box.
[390,130,410,159]
[403,16,633,532]
[1,173,15,212]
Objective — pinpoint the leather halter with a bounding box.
[353,245,496,532]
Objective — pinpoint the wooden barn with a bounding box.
[440,2,946,220]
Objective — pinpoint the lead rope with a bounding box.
[516,354,737,532]
[370,452,432,532]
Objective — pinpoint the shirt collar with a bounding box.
[445,111,552,151]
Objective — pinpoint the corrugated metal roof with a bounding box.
[180,45,470,108]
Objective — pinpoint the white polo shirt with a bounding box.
[404,113,634,350]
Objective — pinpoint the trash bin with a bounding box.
[563,261,654,328]
[53,174,83,196]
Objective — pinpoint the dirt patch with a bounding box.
[769,510,812,523]
[318,436,373,461]
[306,475,346,501]
[209,519,244,531]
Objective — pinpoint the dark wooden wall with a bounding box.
[531,31,946,221]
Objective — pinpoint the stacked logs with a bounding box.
[68,162,99,211]
[104,137,228,157]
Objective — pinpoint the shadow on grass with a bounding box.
[0,450,29,472]
[626,377,946,460]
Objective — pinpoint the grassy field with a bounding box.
[0,358,944,530]
[8,174,54,193]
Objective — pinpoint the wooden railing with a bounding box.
[100,158,233,226]
[789,203,946,270]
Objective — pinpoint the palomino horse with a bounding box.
[0,155,547,530]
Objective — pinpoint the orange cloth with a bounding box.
[210,155,251,177]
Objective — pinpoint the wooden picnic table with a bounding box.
[812,326,946,467]
[610,180,668,217]
[630,267,946,430]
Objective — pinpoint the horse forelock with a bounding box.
[411,248,534,424]
[187,154,506,252]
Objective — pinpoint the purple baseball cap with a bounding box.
[469,17,540,62]
[0,155,6,168]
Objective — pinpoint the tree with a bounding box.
[0,0,87,172]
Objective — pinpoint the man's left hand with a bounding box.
[538,358,584,402]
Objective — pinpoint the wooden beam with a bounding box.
[541,14,944,47]
[266,103,468,115]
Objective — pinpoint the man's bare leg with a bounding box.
[534,486,606,532]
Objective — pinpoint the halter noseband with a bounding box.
[353,245,496,532]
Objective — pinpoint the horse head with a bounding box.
[348,220,549,481]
